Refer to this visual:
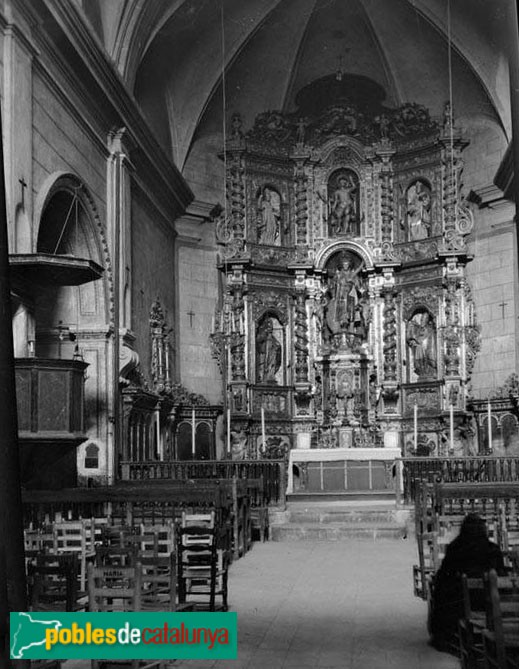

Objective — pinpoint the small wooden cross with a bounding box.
[19,177,27,207]
[498,301,508,319]
[187,310,195,327]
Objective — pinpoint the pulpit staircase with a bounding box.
[270,500,412,541]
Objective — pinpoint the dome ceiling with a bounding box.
[86,0,512,186]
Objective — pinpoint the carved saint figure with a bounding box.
[329,174,357,235]
[407,180,432,241]
[257,187,280,245]
[407,310,437,379]
[327,257,364,333]
[256,318,282,383]
[231,430,248,460]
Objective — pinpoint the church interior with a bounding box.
[2,0,519,667]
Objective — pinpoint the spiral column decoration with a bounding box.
[382,290,397,383]
[294,162,308,247]
[294,291,309,383]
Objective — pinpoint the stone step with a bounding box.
[287,510,400,524]
[270,522,408,541]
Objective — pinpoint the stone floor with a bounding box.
[171,538,459,669]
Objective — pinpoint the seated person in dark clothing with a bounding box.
[429,512,505,654]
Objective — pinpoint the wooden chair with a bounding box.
[54,520,95,591]
[250,506,269,542]
[482,569,519,669]
[458,574,487,669]
[177,518,229,612]
[94,544,138,568]
[28,553,81,612]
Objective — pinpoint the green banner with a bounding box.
[10,612,237,660]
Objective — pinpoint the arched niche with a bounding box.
[327,168,360,237]
[255,184,283,246]
[255,312,284,385]
[34,176,108,358]
[404,178,433,242]
[405,308,438,382]
[321,249,368,341]
[177,421,193,461]
[195,422,212,460]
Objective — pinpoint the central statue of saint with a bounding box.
[325,255,365,336]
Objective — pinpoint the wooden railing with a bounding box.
[400,456,519,504]
[119,460,286,507]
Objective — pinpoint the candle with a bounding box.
[211,315,215,332]
[487,400,492,451]
[227,408,231,456]
[227,345,232,381]
[413,402,418,451]
[449,403,454,452]
[192,407,196,458]
[261,407,266,454]
[156,410,161,459]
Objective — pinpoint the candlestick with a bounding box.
[155,410,161,459]
[211,315,215,333]
[449,403,454,452]
[413,402,418,451]
[261,407,266,455]
[192,407,196,458]
[227,344,232,381]
[487,400,492,451]
[227,408,231,457]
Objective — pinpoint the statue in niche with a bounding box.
[328,171,359,236]
[324,253,365,337]
[406,180,432,241]
[406,310,437,379]
[230,430,248,460]
[257,186,281,245]
[336,371,355,417]
[256,318,282,384]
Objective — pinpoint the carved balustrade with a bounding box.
[119,459,285,506]
[400,456,519,503]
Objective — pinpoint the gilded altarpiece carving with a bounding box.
[211,91,478,461]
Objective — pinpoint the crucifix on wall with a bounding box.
[498,301,508,319]
[187,309,195,327]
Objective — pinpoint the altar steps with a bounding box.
[270,501,413,542]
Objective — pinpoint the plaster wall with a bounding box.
[131,186,176,382]
[462,121,516,398]
[176,223,221,403]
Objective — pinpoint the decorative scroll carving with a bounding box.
[169,383,209,407]
[402,286,439,320]
[242,101,438,153]
[251,290,288,321]
[465,325,481,378]
[393,238,440,262]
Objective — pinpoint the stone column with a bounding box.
[2,5,36,252]
[106,128,135,483]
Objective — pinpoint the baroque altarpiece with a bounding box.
[210,77,479,462]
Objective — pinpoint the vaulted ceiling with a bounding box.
[81,0,512,194]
